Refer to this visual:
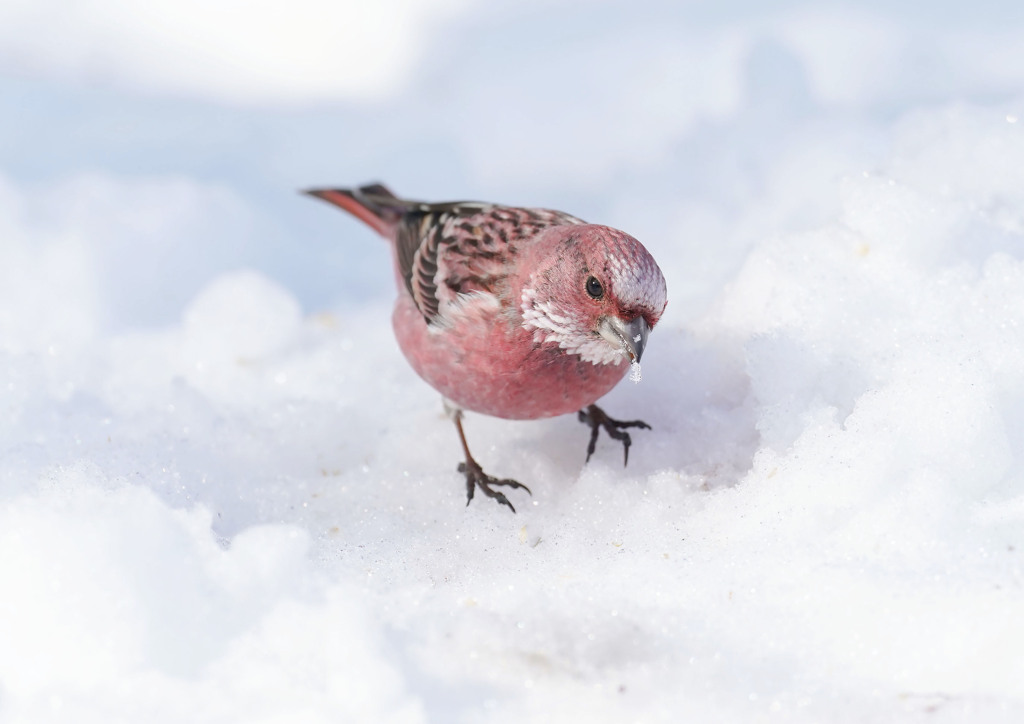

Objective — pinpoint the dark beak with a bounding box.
[622,316,649,362]
[598,315,650,363]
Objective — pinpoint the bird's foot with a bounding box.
[458,459,532,513]
[577,404,652,466]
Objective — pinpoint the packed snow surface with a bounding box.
[2,1,1024,722]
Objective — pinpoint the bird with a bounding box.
[305,183,667,512]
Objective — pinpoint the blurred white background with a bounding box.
[2,0,1022,327]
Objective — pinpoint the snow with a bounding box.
[0,0,469,104]
[2,1,1024,722]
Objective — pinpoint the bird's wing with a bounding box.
[395,204,584,324]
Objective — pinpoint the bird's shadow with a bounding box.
[523,327,759,493]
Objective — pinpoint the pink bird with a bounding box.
[306,184,667,512]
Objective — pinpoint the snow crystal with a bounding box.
[629,360,642,383]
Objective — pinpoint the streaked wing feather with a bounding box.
[395,204,584,324]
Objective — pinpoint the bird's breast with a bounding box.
[391,294,627,420]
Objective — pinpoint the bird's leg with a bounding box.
[577,404,652,466]
[451,409,531,513]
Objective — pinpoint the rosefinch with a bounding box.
[306,184,667,512]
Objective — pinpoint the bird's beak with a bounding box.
[598,315,650,363]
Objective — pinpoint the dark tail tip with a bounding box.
[355,182,397,199]
[302,187,337,199]
[301,184,399,237]
[301,182,395,198]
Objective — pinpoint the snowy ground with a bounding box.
[3,1,1024,722]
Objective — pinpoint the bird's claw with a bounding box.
[458,459,532,513]
[577,404,652,466]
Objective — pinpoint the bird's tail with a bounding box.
[303,183,414,237]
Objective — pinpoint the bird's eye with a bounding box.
[585,275,604,299]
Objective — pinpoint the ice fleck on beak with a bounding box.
[629,360,642,383]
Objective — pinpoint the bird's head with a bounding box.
[519,225,668,366]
